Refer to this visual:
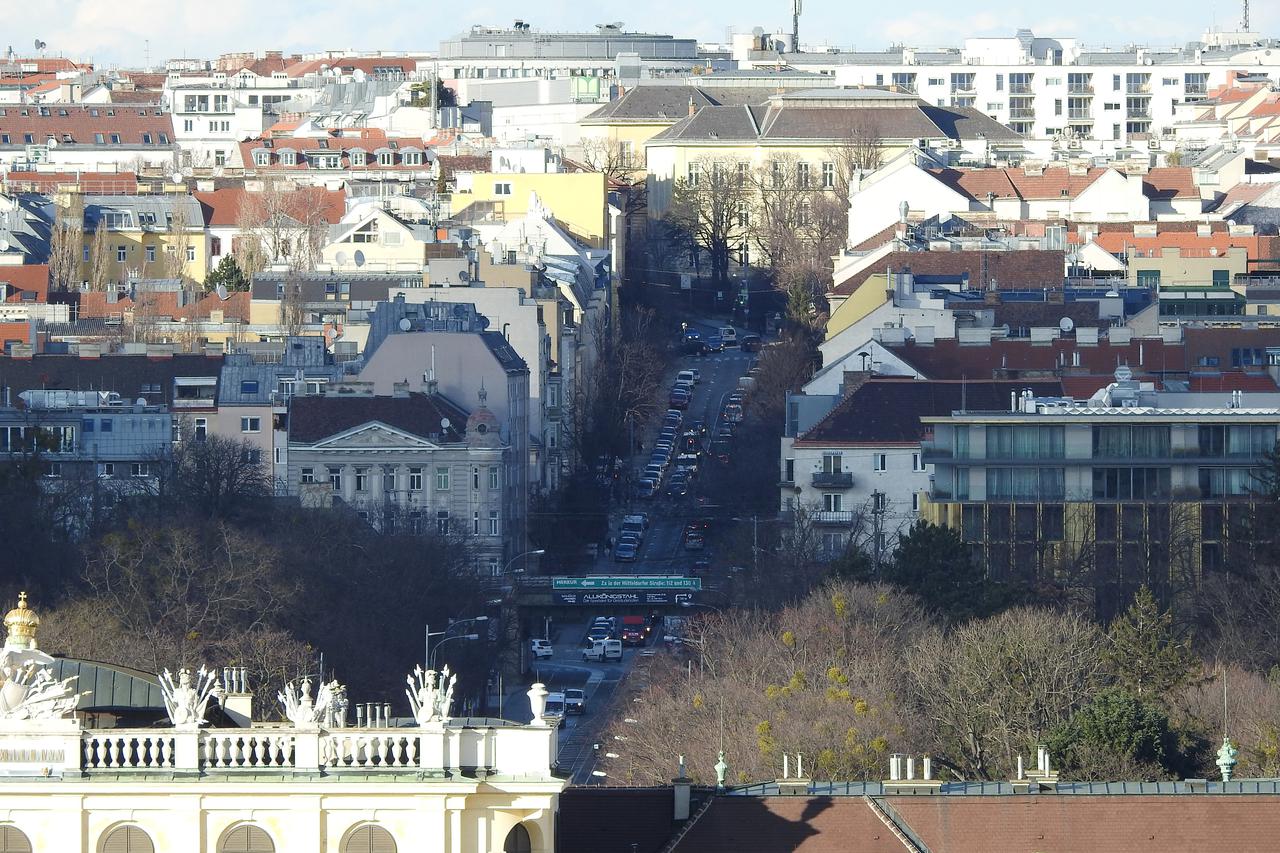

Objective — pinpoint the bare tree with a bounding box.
[48,217,83,292]
[161,197,193,281]
[829,114,887,210]
[662,156,752,283]
[87,225,113,292]
[235,182,331,275]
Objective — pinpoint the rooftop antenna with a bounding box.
[790,0,801,54]
[1242,0,1250,31]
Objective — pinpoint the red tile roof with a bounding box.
[75,289,250,322]
[283,57,418,77]
[239,130,428,171]
[0,265,48,301]
[885,335,1186,380]
[928,165,1198,202]
[194,186,346,227]
[832,249,1064,295]
[1144,166,1200,201]
[670,796,905,853]
[0,104,173,148]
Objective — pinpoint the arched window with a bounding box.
[100,826,155,853]
[504,824,532,853]
[218,824,274,853]
[0,826,31,853]
[342,825,396,853]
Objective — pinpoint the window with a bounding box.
[436,466,450,490]
[486,465,501,490]
[94,132,106,144]
[100,463,116,478]
[240,380,259,395]
[328,467,342,491]
[987,467,1066,500]
[821,453,843,474]
[1212,269,1231,288]
[494,181,513,196]
[378,151,394,166]
[409,467,423,491]
[987,425,1066,459]
[100,419,113,433]
[116,245,128,262]
[109,134,121,144]
[796,162,810,188]
[822,161,835,188]
[142,133,153,144]
[436,510,451,535]
[253,151,270,166]
[187,245,196,262]
[131,462,150,478]
[279,150,297,166]
[355,468,369,492]
[301,467,315,484]
[472,467,480,490]
[489,510,501,535]
[822,493,843,512]
[912,492,920,512]
[82,418,95,433]
[194,418,207,442]
[241,448,261,464]
[1136,269,1161,287]
[100,825,155,853]
[1093,425,1170,458]
[686,162,700,187]
[218,824,275,853]
[341,824,396,853]
[784,458,795,482]
[44,462,61,480]
[1091,467,1171,500]
[872,453,886,471]
[145,245,156,263]
[240,417,261,433]
[913,453,925,472]
[1199,467,1255,498]
[872,492,887,512]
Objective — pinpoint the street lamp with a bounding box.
[502,548,546,576]
[679,601,723,615]
[430,632,480,669]
[425,616,489,669]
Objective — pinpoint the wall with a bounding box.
[451,172,608,248]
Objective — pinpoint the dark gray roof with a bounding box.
[649,99,1020,144]
[479,331,530,375]
[584,84,807,124]
[289,392,470,444]
[0,353,222,403]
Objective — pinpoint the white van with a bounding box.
[718,327,738,346]
[542,692,566,727]
[582,638,623,662]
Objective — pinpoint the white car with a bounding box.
[530,639,553,660]
[677,369,698,385]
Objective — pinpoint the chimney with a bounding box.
[392,380,411,398]
[219,667,253,727]
[884,753,942,793]
[776,752,810,795]
[673,755,692,820]
[688,96,697,117]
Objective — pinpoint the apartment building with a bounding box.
[167,84,270,168]
[286,390,524,575]
[740,30,1280,143]
[0,103,176,169]
[78,193,211,285]
[439,22,702,81]
[922,373,1280,612]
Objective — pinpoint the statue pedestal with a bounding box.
[293,726,321,772]
[172,725,201,775]
[419,723,449,777]
[0,719,82,777]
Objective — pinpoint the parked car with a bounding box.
[740,334,762,352]
[614,542,639,562]
[621,517,646,541]
[684,420,706,437]
[530,639,553,660]
[564,688,586,714]
[677,369,698,385]
[636,479,659,499]
[669,389,690,409]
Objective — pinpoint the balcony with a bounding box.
[1068,109,1092,120]
[813,511,855,526]
[1010,108,1036,121]
[811,471,854,488]
[1068,84,1094,95]
[1126,85,1151,95]
[1127,109,1152,120]
[1010,83,1034,95]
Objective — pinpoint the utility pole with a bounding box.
[753,514,759,573]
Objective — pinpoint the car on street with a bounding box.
[620,615,648,645]
[530,639,553,660]
[636,478,659,499]
[728,391,745,405]
[724,403,744,423]
[704,335,724,352]
[740,334,762,352]
[684,420,706,437]
[621,517,646,541]
[666,476,688,498]
[564,688,586,714]
[718,327,738,346]
[543,692,567,727]
[588,623,614,643]
[677,369,698,385]
[692,558,711,575]
[614,541,639,562]
[668,389,690,409]
[717,424,735,439]
[683,531,705,551]
[583,638,623,662]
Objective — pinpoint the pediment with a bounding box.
[312,422,437,450]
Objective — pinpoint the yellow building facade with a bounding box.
[450,172,608,249]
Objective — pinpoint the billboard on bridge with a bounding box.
[552,590,698,606]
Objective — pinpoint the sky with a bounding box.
[3,0,1277,68]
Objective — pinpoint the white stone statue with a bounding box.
[159,666,222,728]
[0,593,83,720]
[406,665,457,726]
[278,676,344,727]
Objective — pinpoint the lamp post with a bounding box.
[502,548,546,577]
[430,632,480,670]
[424,615,489,670]
[679,601,723,615]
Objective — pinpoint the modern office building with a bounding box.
[922,370,1280,612]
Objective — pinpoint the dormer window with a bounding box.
[377,149,394,166]
[253,149,271,166]
[142,133,152,144]
[402,149,423,166]
[348,149,366,167]
[280,150,297,166]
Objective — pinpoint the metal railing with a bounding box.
[811,471,854,488]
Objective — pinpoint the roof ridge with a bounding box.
[864,794,930,853]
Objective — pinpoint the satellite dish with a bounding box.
[0,239,10,252]
[440,417,451,431]
[215,284,228,300]
[135,398,147,406]
[1059,317,1074,333]
[457,269,471,282]
[171,172,183,184]
[46,137,57,149]
[334,250,349,266]
[353,250,366,267]
[1115,365,1133,382]
[397,317,412,331]
[1105,289,1120,298]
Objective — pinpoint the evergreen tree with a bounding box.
[1047,688,1173,778]
[887,521,1002,621]
[203,254,250,293]
[1105,586,1199,700]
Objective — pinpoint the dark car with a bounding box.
[684,420,706,437]
[740,334,763,352]
[704,336,725,352]
[669,390,690,409]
